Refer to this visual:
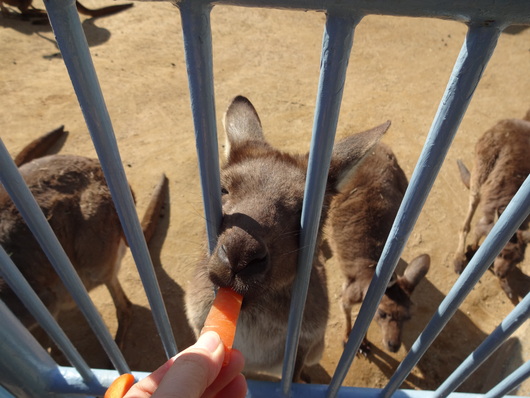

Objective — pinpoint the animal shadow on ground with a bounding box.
[344,276,463,389]
[502,266,530,303]
[369,276,523,393]
[401,277,488,391]
[46,178,196,372]
[120,181,197,371]
[1,12,112,48]
[479,336,526,393]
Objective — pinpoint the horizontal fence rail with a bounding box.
[0,0,529,397]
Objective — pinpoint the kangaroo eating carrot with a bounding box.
[185,95,388,381]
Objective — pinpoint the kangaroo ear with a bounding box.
[400,254,430,295]
[457,159,471,190]
[223,96,264,160]
[329,121,390,192]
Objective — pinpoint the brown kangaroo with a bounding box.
[0,127,167,348]
[453,110,530,304]
[0,0,132,19]
[329,142,430,354]
[185,95,389,381]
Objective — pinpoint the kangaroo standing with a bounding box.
[1,128,166,348]
[185,96,389,381]
[453,111,530,304]
[329,142,430,353]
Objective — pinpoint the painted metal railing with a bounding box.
[0,0,529,397]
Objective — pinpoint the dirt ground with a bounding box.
[1,1,530,394]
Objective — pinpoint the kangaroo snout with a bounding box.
[385,335,402,353]
[209,227,270,292]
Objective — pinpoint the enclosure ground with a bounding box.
[1,2,530,393]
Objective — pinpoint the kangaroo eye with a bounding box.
[221,187,229,195]
[378,310,387,319]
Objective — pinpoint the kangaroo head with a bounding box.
[491,229,529,278]
[486,209,529,279]
[375,254,430,352]
[207,95,388,302]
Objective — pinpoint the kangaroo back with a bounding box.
[1,131,167,349]
[330,143,408,269]
[1,155,125,324]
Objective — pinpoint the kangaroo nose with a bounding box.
[216,228,269,277]
[217,243,268,277]
[386,340,401,353]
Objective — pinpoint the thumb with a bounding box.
[152,331,225,398]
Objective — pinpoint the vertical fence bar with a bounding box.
[0,301,68,398]
[0,138,130,374]
[43,0,177,358]
[178,0,223,254]
[434,293,530,398]
[382,176,530,398]
[0,386,15,398]
[0,246,96,384]
[281,12,360,394]
[326,22,502,398]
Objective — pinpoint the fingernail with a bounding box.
[196,331,222,353]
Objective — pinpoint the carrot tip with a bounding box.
[104,373,135,398]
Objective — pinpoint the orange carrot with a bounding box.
[200,287,243,366]
[104,373,135,398]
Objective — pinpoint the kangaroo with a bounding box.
[453,110,530,304]
[329,142,430,354]
[0,0,132,19]
[0,127,167,348]
[185,95,389,381]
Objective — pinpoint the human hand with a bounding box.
[123,331,247,398]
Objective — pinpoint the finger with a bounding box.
[213,373,247,398]
[202,349,245,398]
[122,357,177,398]
[153,332,225,398]
[123,332,224,398]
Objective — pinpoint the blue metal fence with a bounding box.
[0,0,529,397]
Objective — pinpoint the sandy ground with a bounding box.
[1,1,530,393]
